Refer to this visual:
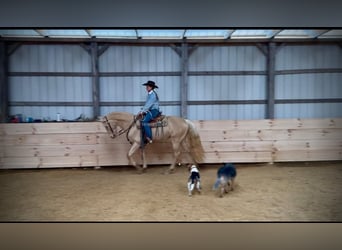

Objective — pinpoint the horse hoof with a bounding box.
[162,168,173,175]
[135,168,143,174]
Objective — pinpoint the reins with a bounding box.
[104,115,138,144]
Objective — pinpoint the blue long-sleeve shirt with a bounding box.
[141,90,159,112]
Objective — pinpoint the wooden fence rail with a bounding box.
[0,118,341,169]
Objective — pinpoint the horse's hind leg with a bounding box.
[127,142,143,173]
[166,141,181,174]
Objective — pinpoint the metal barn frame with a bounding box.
[1,34,342,122]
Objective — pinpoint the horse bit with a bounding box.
[104,115,138,144]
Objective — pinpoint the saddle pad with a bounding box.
[136,116,168,129]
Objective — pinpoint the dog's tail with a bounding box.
[212,178,221,190]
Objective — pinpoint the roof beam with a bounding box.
[1,36,341,45]
[224,30,235,39]
[34,29,47,37]
[85,29,93,37]
[7,42,22,56]
[304,29,331,38]
[269,30,282,39]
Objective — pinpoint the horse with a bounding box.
[102,112,205,174]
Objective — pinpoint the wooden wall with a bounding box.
[0,118,341,169]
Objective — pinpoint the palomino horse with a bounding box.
[102,112,204,173]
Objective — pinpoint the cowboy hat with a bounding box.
[142,80,158,89]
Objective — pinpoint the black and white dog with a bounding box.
[187,164,201,196]
[213,163,237,197]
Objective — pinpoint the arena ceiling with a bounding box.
[1,29,342,41]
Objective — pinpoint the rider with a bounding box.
[139,80,160,144]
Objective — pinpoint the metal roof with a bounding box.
[1,29,342,40]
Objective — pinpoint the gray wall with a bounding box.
[7,43,342,121]
[275,45,342,118]
[9,45,92,120]
[188,46,266,120]
[99,46,181,116]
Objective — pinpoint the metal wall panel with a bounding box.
[188,75,266,101]
[188,46,266,120]
[189,45,266,71]
[276,45,342,70]
[275,103,342,119]
[275,73,342,99]
[275,44,342,119]
[9,76,93,120]
[99,46,180,72]
[10,76,92,102]
[99,76,181,116]
[101,105,180,117]
[8,44,92,121]
[7,43,342,122]
[99,46,181,116]
[9,106,93,121]
[188,104,265,120]
[10,45,91,72]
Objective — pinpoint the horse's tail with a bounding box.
[184,119,205,163]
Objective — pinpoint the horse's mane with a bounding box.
[106,112,133,122]
[105,112,135,129]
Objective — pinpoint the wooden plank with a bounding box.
[193,118,342,130]
[203,151,273,163]
[96,152,273,165]
[1,119,341,168]
[0,157,40,169]
[0,134,99,146]
[96,133,134,144]
[270,118,342,129]
[4,139,339,158]
[1,119,341,136]
[201,141,273,152]
[202,140,341,153]
[198,128,342,141]
[0,155,99,169]
[273,140,342,151]
[193,120,272,130]
[2,144,132,157]
[274,150,342,162]
[0,122,107,135]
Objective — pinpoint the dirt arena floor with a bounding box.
[0,162,341,221]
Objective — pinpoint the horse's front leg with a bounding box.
[127,142,143,173]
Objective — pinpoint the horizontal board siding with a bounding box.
[1,118,341,169]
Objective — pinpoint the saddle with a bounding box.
[135,114,168,129]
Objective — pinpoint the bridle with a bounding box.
[103,115,139,144]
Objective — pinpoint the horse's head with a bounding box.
[102,115,124,138]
